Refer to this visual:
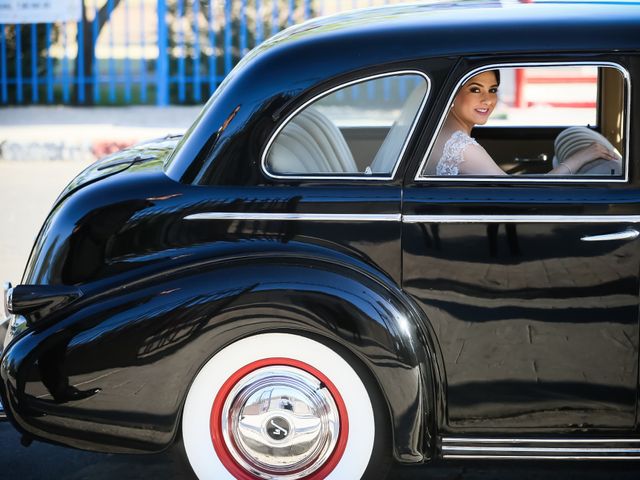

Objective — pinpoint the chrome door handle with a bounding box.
[581,228,640,242]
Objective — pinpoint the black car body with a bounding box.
[2,1,640,478]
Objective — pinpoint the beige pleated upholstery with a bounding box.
[370,82,427,174]
[553,126,622,175]
[267,107,356,175]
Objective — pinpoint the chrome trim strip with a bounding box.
[0,399,6,420]
[185,213,640,224]
[2,282,11,320]
[443,437,640,444]
[414,61,631,184]
[184,212,402,222]
[261,70,431,181]
[443,455,640,461]
[443,446,640,454]
[415,176,627,184]
[403,215,640,224]
[1,282,11,357]
[441,437,640,460]
[0,316,8,354]
[581,228,639,242]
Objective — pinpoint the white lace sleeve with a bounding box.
[436,130,479,176]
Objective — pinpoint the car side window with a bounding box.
[418,64,627,180]
[264,72,429,178]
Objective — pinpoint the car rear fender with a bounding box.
[1,255,444,462]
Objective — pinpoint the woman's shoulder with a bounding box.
[458,136,505,175]
[444,130,479,154]
[434,130,476,175]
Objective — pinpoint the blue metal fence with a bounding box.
[0,0,404,106]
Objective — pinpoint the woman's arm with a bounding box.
[458,141,620,176]
[548,142,621,175]
[458,143,507,175]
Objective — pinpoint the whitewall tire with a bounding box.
[181,333,378,480]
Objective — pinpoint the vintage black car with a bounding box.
[2,1,640,479]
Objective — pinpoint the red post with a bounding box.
[514,68,526,109]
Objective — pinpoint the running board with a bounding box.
[441,437,640,460]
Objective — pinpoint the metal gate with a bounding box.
[0,0,405,106]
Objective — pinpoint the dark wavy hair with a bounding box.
[491,69,501,85]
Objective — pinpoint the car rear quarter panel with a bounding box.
[2,168,442,463]
[3,255,438,462]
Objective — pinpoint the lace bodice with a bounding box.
[436,130,479,176]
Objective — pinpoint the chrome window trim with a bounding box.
[184,212,402,222]
[185,213,640,224]
[414,61,631,184]
[261,70,431,181]
[403,215,640,224]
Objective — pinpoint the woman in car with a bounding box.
[424,70,620,176]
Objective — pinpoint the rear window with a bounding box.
[264,72,429,178]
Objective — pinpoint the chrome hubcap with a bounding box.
[221,365,340,479]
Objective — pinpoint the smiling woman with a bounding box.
[422,66,624,177]
[424,70,503,176]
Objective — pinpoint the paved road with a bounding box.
[2,422,640,479]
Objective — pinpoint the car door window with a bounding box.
[417,64,627,180]
[263,72,429,178]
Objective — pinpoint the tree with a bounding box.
[166,0,311,104]
[75,0,123,104]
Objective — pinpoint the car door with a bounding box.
[402,59,640,432]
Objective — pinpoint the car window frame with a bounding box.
[261,70,432,181]
[414,61,631,184]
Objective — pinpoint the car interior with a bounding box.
[265,66,625,178]
[266,107,359,174]
[468,65,625,177]
[265,73,427,176]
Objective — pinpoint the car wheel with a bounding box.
[181,332,388,480]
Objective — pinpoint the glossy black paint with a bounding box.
[9,284,83,324]
[3,258,430,458]
[402,191,640,431]
[1,0,640,471]
[1,153,432,461]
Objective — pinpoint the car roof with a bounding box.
[254,0,640,59]
[165,0,640,184]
